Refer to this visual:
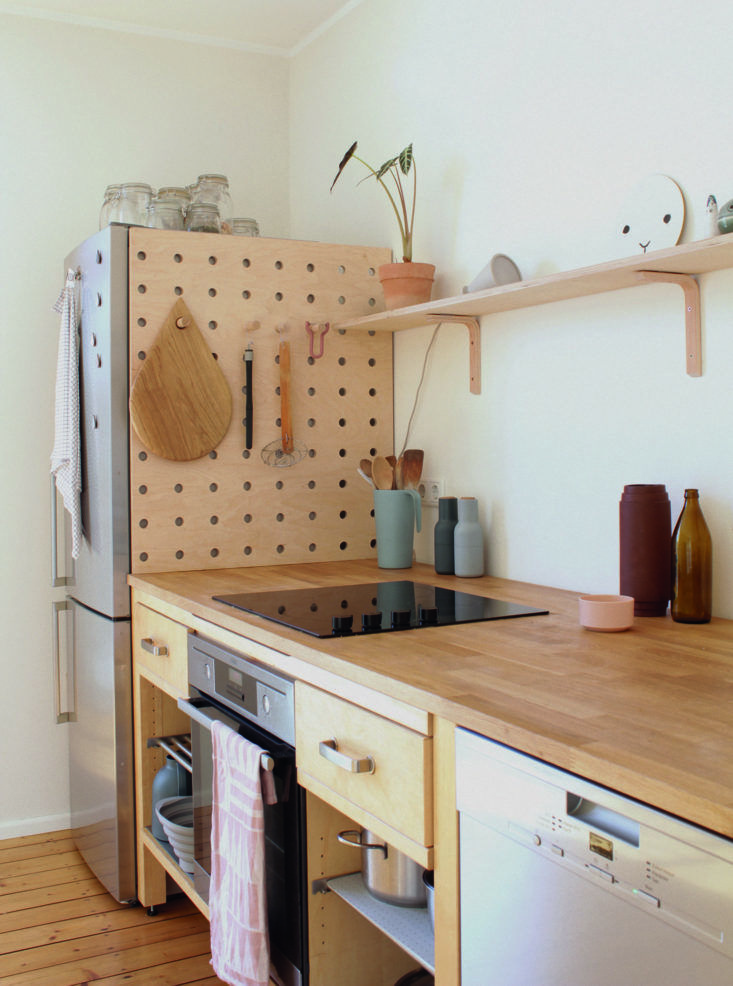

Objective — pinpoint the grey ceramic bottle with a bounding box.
[434,497,458,574]
[454,497,484,577]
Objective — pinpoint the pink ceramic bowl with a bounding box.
[578,594,634,632]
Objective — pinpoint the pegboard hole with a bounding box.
[137,317,146,327]
[308,448,316,458]
[176,550,184,559]
[368,267,376,276]
[140,552,149,561]
[209,450,218,459]
[244,514,253,523]
[339,541,348,551]
[209,321,218,330]
[243,481,252,491]
[174,286,183,295]
[338,265,346,274]
[309,543,317,552]
[209,483,218,492]
[308,480,316,489]
[309,512,317,521]
[139,518,148,528]
[368,298,377,307]
[210,548,219,557]
[208,255,217,265]
[369,448,377,457]
[175,517,183,526]
[208,288,217,297]
[275,260,283,270]
[307,294,315,303]
[137,251,146,261]
[244,546,253,556]
[174,483,183,492]
[306,263,315,272]
[174,253,183,263]
[242,450,251,459]
[276,544,285,554]
[338,448,347,458]
[340,510,347,519]
[210,516,218,525]
[369,418,377,427]
[137,284,146,294]
[308,387,316,396]
[370,538,376,548]
[339,387,346,396]
[138,451,147,461]
[338,357,346,366]
[369,388,376,396]
[338,418,346,427]
[276,513,284,522]
[275,292,283,301]
[139,485,147,494]
[339,479,347,488]
[368,358,376,367]
[138,350,146,360]
[276,481,284,490]
[308,418,316,428]
[338,296,346,304]
[242,290,251,299]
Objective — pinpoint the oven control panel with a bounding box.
[187,634,295,745]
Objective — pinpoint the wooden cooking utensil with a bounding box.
[372,455,395,490]
[401,449,424,488]
[129,299,232,461]
[261,336,307,466]
[360,458,374,481]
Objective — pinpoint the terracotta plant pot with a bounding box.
[378,262,435,309]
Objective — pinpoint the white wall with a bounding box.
[290,0,733,613]
[0,13,288,838]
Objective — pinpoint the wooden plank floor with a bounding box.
[0,829,227,985]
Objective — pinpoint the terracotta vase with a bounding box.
[378,262,435,309]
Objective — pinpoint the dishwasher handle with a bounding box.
[178,696,275,771]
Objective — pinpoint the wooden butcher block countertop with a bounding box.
[129,560,733,840]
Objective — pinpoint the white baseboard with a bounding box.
[0,812,71,841]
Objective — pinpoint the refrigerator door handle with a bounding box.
[50,477,73,588]
[52,599,76,724]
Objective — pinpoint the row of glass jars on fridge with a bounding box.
[99,178,260,236]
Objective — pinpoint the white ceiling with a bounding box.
[0,0,363,55]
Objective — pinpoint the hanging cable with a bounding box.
[397,322,441,459]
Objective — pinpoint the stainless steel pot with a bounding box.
[337,829,427,908]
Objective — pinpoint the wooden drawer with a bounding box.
[132,602,189,697]
[296,682,433,849]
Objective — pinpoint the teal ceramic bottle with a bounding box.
[454,497,484,577]
[434,497,458,574]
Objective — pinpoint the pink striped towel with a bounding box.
[209,720,275,986]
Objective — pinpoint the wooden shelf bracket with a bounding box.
[425,314,482,394]
[636,271,701,377]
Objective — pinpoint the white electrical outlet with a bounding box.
[417,478,444,506]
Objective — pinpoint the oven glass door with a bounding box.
[185,693,308,986]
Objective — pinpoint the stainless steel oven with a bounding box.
[178,634,308,986]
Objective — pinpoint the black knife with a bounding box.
[244,345,253,450]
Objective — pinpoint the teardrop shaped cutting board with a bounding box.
[130,299,232,461]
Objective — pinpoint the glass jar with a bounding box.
[186,202,221,233]
[147,198,185,230]
[191,174,233,228]
[99,184,120,229]
[107,182,154,225]
[231,217,260,237]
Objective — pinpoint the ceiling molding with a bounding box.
[0,3,290,57]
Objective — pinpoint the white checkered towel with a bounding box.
[50,269,82,559]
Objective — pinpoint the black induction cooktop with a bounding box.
[213,581,549,638]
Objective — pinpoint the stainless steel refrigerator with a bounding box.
[52,224,136,903]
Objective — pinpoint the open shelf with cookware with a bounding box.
[333,234,733,389]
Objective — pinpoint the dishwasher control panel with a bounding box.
[456,728,733,960]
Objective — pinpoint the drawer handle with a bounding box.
[141,637,168,657]
[319,738,375,774]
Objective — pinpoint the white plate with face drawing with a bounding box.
[615,174,685,255]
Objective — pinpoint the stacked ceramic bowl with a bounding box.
[155,796,195,873]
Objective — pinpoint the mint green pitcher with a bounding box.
[373,489,422,569]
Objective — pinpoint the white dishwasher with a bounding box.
[455,728,733,986]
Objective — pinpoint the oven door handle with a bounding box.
[178,696,275,771]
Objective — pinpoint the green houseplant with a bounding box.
[330,141,435,308]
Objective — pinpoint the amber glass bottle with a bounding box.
[671,489,712,623]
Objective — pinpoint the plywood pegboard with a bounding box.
[128,228,393,574]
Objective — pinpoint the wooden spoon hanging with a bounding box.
[129,299,232,461]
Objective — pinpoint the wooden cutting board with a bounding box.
[129,299,232,461]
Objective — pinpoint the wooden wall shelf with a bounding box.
[334,234,733,390]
